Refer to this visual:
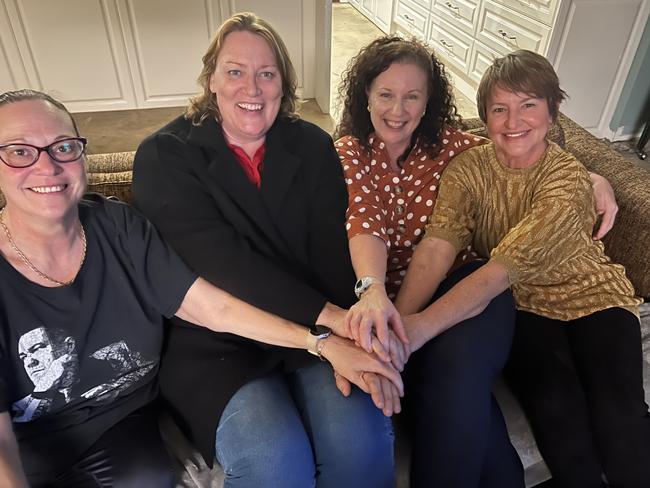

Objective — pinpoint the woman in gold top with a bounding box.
[397,50,648,488]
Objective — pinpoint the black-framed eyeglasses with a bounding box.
[0,137,87,168]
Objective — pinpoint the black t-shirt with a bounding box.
[0,194,196,476]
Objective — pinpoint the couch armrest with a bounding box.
[558,114,650,298]
[85,151,136,204]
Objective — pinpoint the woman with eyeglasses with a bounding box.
[0,89,402,488]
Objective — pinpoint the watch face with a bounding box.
[311,324,332,337]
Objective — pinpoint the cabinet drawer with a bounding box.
[468,41,502,84]
[429,16,474,74]
[498,0,560,26]
[411,0,433,11]
[394,0,429,40]
[432,0,480,36]
[477,0,551,54]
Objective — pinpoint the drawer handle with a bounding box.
[439,39,456,55]
[403,13,415,22]
[497,28,517,42]
[445,1,461,16]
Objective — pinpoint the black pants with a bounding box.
[30,405,176,488]
[505,308,650,488]
[404,261,524,488]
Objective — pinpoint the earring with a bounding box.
[367,105,371,112]
[422,108,426,117]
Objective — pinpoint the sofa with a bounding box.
[4,114,647,487]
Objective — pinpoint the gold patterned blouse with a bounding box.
[425,141,641,320]
[336,128,485,298]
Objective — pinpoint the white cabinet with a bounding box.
[393,0,431,39]
[349,0,395,33]
[390,0,650,139]
[0,0,324,113]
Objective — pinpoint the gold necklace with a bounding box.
[0,207,87,287]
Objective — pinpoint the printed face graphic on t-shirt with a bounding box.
[18,327,77,392]
[13,327,155,423]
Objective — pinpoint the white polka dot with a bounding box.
[398,219,405,225]
[395,280,402,286]
[372,231,381,238]
[449,151,455,157]
[381,162,388,169]
[417,164,425,170]
[474,137,481,142]
[442,139,449,144]
[399,270,406,277]
[359,207,366,213]
[420,155,427,161]
[343,165,350,171]
[384,185,391,192]
[379,142,385,149]
[376,214,381,220]
[387,228,395,235]
[464,139,470,145]
[445,130,450,136]
[374,175,380,181]
[388,293,396,299]
[336,142,343,147]
[415,196,422,203]
[404,240,412,247]
[346,178,353,184]
[371,159,377,165]
[392,257,399,264]
[362,222,370,228]
[392,176,400,184]
[407,190,414,197]
[414,180,422,186]
[346,151,353,156]
[355,173,362,180]
[352,159,359,165]
[425,199,433,206]
[414,228,422,236]
[346,223,351,230]
[406,212,413,220]
[354,196,362,203]
[347,141,353,146]
[430,185,437,191]
[420,215,428,222]
[397,198,404,205]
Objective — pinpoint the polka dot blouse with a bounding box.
[335,127,486,298]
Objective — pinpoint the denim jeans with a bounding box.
[215,360,395,488]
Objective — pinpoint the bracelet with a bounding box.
[315,337,328,361]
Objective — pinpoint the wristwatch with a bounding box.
[306,325,332,360]
[354,276,383,299]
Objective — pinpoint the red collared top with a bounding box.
[227,142,266,188]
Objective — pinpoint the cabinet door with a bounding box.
[394,0,430,40]
[432,0,480,36]
[117,0,220,109]
[499,0,560,26]
[429,16,474,74]
[361,0,375,17]
[4,0,137,112]
[375,0,394,32]
[476,0,551,54]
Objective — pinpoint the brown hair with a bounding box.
[186,12,298,125]
[334,35,461,148]
[476,49,567,123]
[0,89,80,135]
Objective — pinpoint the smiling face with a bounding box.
[0,99,87,222]
[367,62,428,164]
[486,85,553,168]
[209,30,283,147]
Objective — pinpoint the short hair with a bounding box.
[476,49,567,123]
[0,89,80,135]
[334,35,461,148]
[186,12,298,125]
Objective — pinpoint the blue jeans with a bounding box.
[215,361,394,488]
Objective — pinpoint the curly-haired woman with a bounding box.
[334,36,617,488]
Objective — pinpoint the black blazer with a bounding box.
[132,115,356,464]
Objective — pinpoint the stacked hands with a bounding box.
[319,282,415,417]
